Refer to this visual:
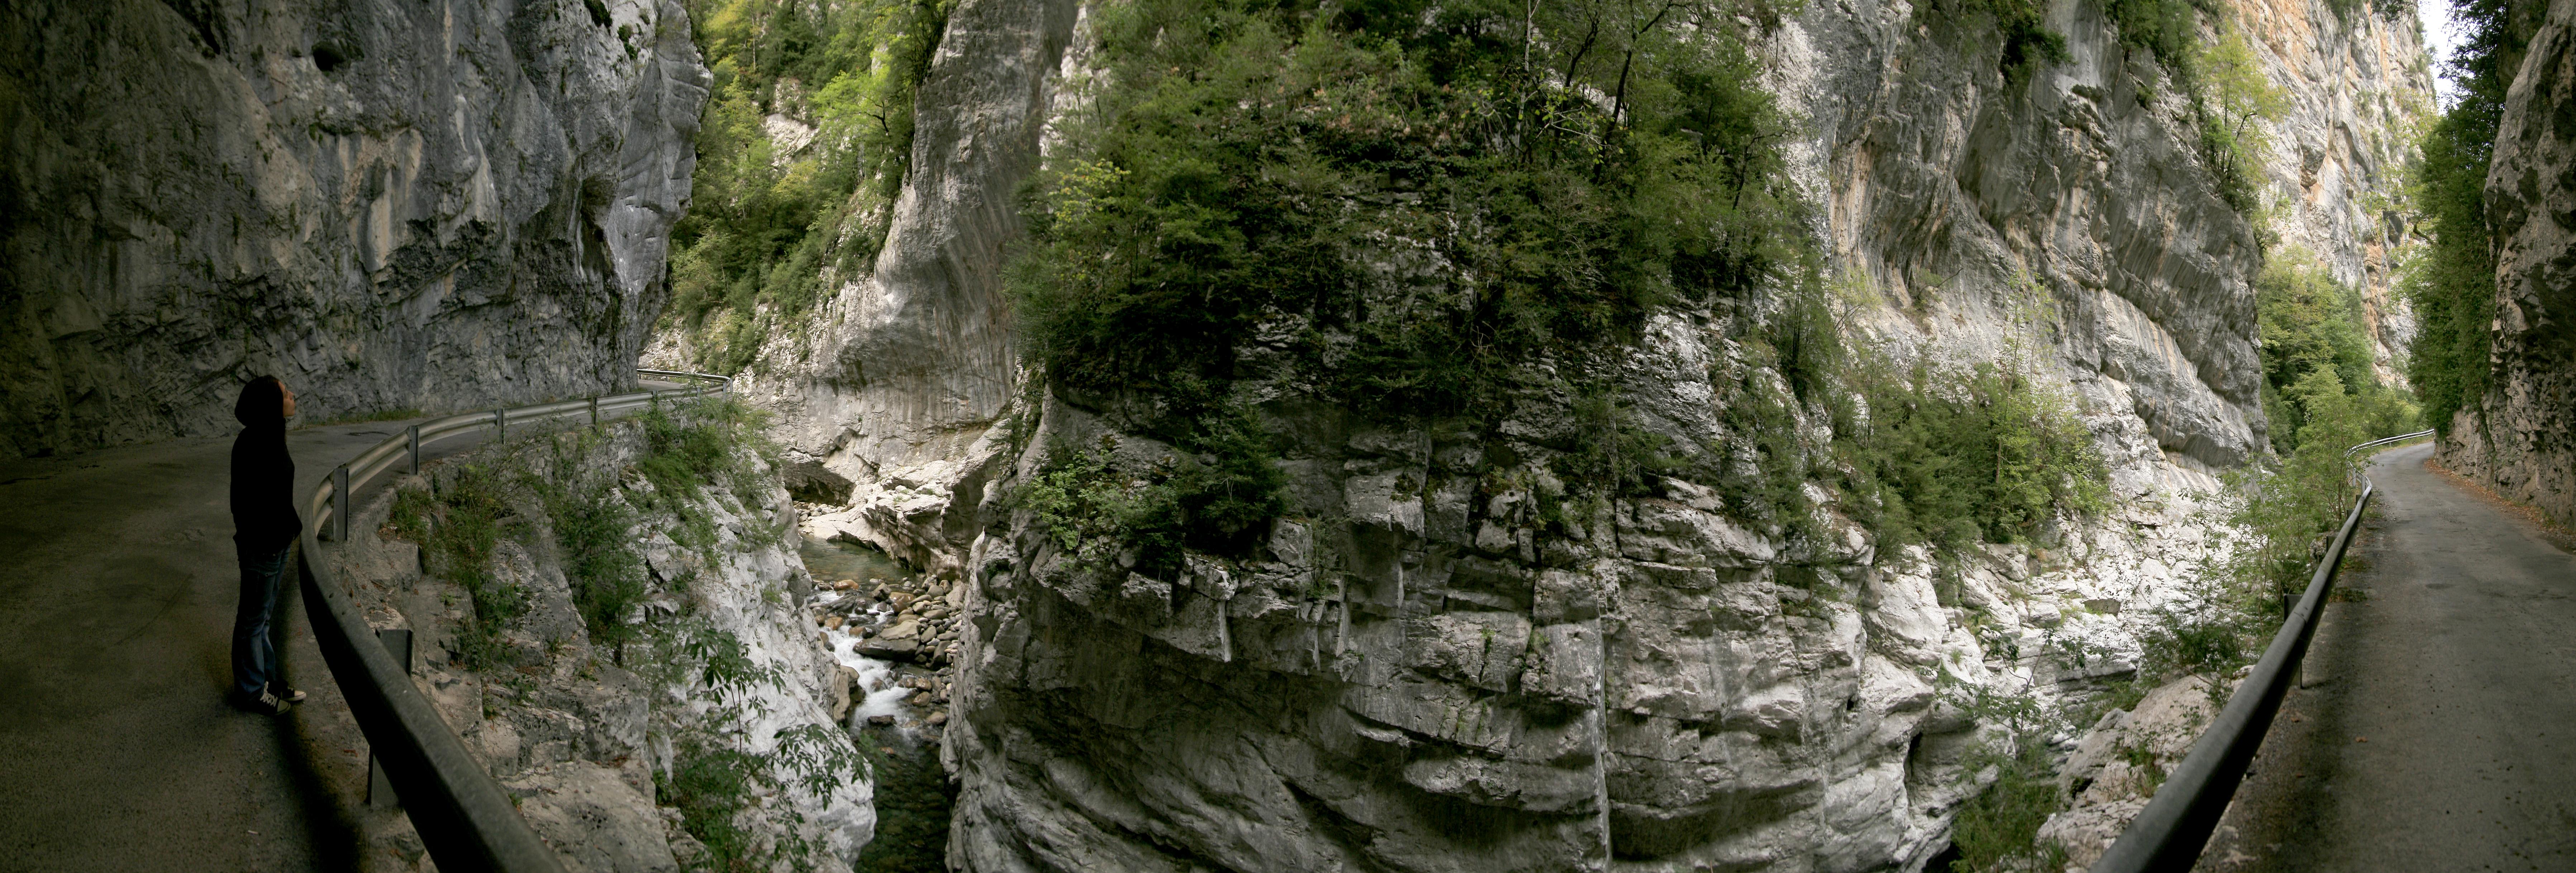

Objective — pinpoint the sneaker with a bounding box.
[235,688,293,716]
[268,685,308,705]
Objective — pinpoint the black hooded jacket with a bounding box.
[230,378,301,552]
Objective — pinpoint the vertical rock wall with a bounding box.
[0,0,709,458]
[2241,0,2435,382]
[665,0,2429,868]
[2458,0,2576,525]
[690,0,1080,582]
[931,3,2422,873]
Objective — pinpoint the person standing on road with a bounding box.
[229,377,308,715]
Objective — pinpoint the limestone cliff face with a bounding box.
[677,0,1078,583]
[666,0,2426,868]
[2240,0,2434,383]
[0,0,709,458]
[2456,0,2576,525]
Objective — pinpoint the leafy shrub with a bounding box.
[2193,27,2289,214]
[1022,423,1286,580]
[531,435,650,649]
[1946,742,2071,872]
[1936,673,2072,871]
[383,466,529,670]
[1932,0,2068,76]
[1008,0,1810,550]
[1837,358,2111,550]
[634,396,775,551]
[2103,0,2291,216]
[658,741,766,869]
[2255,254,2418,452]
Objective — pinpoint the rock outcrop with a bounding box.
[0,0,709,458]
[934,3,2416,872]
[670,0,1079,582]
[318,414,871,872]
[2453,0,2576,526]
[646,0,2429,868]
[2240,0,2435,382]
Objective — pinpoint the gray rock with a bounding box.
[0,0,709,457]
[2452,0,2576,526]
[505,761,680,873]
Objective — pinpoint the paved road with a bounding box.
[0,384,697,870]
[0,422,411,869]
[2201,442,2576,872]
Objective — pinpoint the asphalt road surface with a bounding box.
[2200,442,2576,871]
[0,421,409,870]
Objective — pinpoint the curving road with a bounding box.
[0,384,694,870]
[0,422,408,869]
[2198,442,2576,871]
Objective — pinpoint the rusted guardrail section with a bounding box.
[295,370,728,873]
[2088,429,2433,872]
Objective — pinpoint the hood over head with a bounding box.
[234,377,285,429]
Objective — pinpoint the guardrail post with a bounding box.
[589,396,600,428]
[495,407,507,442]
[332,464,351,542]
[407,425,421,476]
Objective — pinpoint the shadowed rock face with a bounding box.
[2458,0,2576,526]
[0,0,709,458]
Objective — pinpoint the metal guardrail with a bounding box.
[294,369,728,873]
[2089,429,2435,872]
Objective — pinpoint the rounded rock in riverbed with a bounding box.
[867,715,896,727]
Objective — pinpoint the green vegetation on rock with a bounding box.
[666,0,956,373]
[385,397,775,669]
[2404,0,2528,437]
[1009,0,1811,554]
[387,464,529,669]
[1838,358,2110,551]
[2255,254,2419,453]
[2101,0,2290,215]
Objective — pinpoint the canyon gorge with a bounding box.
[9,0,2573,869]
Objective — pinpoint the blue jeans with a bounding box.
[232,544,290,700]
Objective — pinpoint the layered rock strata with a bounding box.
[0,0,708,458]
[937,1,2354,870]
[653,0,2427,868]
[2453,0,2576,526]
[317,419,870,872]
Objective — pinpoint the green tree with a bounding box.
[667,0,955,373]
[2403,0,2537,436]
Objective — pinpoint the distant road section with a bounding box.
[2200,442,2576,871]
